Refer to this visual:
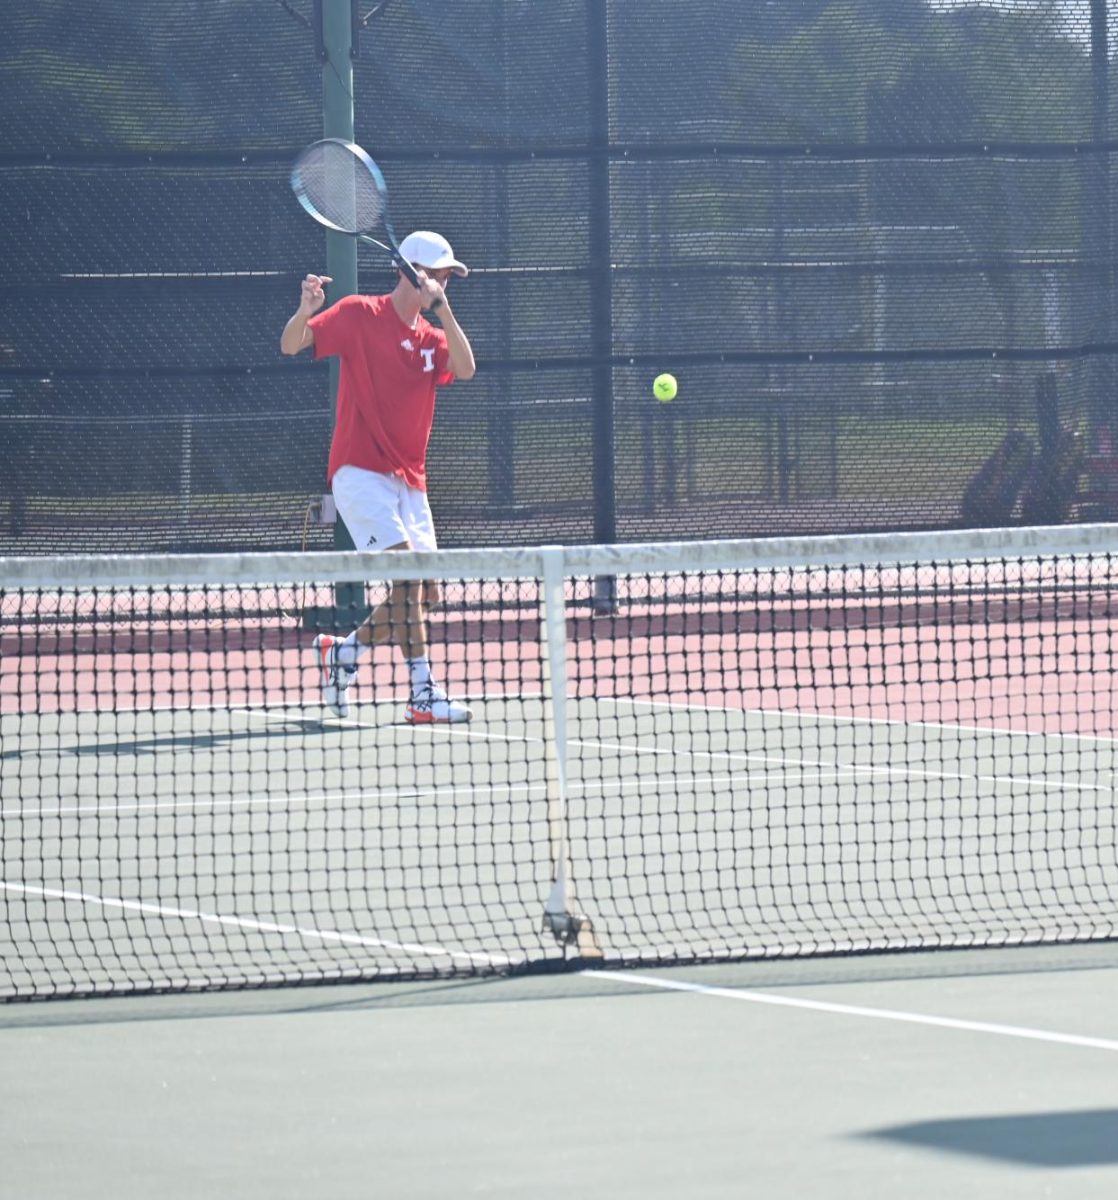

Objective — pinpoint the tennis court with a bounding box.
[8,2,1118,1196]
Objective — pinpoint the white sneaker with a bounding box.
[404,685,471,725]
[312,634,354,718]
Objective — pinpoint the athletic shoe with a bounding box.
[312,634,354,718]
[404,685,472,725]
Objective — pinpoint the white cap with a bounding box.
[397,230,469,277]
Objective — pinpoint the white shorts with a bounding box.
[332,464,438,552]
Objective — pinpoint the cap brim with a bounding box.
[412,258,469,278]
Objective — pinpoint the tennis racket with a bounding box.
[291,138,421,289]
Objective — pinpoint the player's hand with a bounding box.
[299,274,332,316]
[415,269,445,311]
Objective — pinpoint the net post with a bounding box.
[592,573,616,615]
[539,547,602,960]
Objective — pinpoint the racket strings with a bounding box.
[294,142,385,233]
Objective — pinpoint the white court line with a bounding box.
[600,695,1118,748]
[11,701,1110,822]
[0,880,512,969]
[445,722,1114,796]
[586,969,1118,1054]
[3,767,861,819]
[10,687,1113,748]
[262,703,1118,796]
[0,691,541,720]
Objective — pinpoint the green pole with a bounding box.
[304,0,366,632]
[1089,0,1113,467]
[321,0,358,554]
[587,0,616,613]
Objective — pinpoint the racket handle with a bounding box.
[394,254,421,288]
[394,253,442,308]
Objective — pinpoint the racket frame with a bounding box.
[291,138,422,289]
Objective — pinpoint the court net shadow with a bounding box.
[863,1108,1118,1167]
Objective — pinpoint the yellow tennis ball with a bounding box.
[653,373,678,402]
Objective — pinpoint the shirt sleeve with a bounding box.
[308,294,358,360]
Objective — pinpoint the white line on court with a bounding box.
[3,766,861,819]
[0,691,541,721]
[0,880,512,969]
[601,695,1118,748]
[585,969,1118,1053]
[9,701,1112,817]
[444,721,1113,797]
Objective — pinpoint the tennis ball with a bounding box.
[653,373,678,402]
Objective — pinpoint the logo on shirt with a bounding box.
[400,339,437,373]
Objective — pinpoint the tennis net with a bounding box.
[2,524,1117,1000]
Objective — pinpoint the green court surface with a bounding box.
[3,945,1118,1200]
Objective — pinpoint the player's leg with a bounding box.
[398,485,470,724]
[313,466,408,716]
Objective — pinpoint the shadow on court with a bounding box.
[864,1108,1118,1167]
[64,718,340,757]
[0,718,341,761]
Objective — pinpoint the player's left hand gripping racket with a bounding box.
[291,138,423,289]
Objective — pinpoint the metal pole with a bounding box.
[773,160,790,505]
[303,0,364,631]
[1090,0,1113,460]
[490,1,515,511]
[587,0,616,608]
[320,0,358,553]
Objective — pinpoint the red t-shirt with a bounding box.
[309,293,453,490]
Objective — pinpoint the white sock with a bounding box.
[335,631,369,672]
[405,655,433,697]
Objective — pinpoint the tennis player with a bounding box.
[280,231,477,723]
